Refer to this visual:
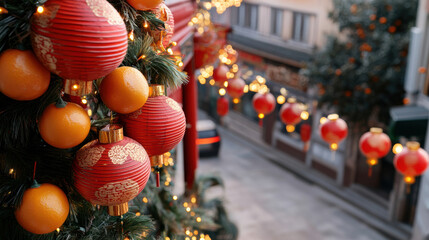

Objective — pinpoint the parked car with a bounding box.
[196,119,221,157]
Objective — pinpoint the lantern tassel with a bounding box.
[406,184,411,194]
[368,166,372,177]
[156,171,160,188]
[259,118,262,127]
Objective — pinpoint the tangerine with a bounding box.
[39,101,90,149]
[126,0,163,10]
[15,183,69,234]
[0,49,50,101]
[99,66,149,114]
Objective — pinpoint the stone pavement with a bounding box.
[196,127,389,240]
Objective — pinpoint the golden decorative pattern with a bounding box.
[76,142,105,168]
[126,143,148,163]
[95,179,139,205]
[127,109,142,119]
[32,34,57,73]
[108,145,128,164]
[166,98,182,112]
[86,0,123,25]
[32,4,59,28]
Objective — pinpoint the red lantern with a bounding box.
[359,128,391,175]
[31,0,128,81]
[319,114,348,151]
[153,3,174,49]
[73,125,151,216]
[121,85,186,164]
[394,141,429,185]
[252,92,276,119]
[217,96,229,116]
[213,65,229,86]
[279,98,303,129]
[194,30,219,69]
[300,123,312,152]
[226,77,245,103]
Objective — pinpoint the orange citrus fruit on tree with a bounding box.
[126,0,163,10]
[38,101,90,149]
[15,183,69,234]
[99,66,149,114]
[0,49,50,101]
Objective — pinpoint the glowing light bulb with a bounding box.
[128,31,134,41]
[0,7,8,14]
[209,79,215,85]
[286,125,295,132]
[223,81,228,87]
[301,111,309,120]
[258,113,264,119]
[219,88,226,96]
[56,228,60,233]
[196,217,202,222]
[142,197,148,203]
[72,84,79,90]
[367,158,378,166]
[9,169,14,174]
[320,117,327,124]
[330,143,338,151]
[277,95,286,104]
[404,176,415,184]
[186,207,191,212]
[87,109,92,117]
[81,98,88,104]
[37,6,44,14]
[191,197,197,203]
[135,212,141,216]
[233,98,240,104]
[183,202,188,207]
[143,21,148,28]
[167,48,174,55]
[173,195,178,200]
[392,143,403,154]
[243,85,249,93]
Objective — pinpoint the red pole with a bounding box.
[183,59,198,191]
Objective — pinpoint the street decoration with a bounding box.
[359,127,391,176]
[394,141,429,186]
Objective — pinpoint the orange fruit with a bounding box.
[39,102,90,149]
[126,0,163,10]
[0,49,50,101]
[99,66,149,114]
[15,183,69,234]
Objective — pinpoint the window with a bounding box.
[271,8,283,36]
[292,12,310,43]
[234,2,258,30]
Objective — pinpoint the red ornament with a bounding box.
[359,128,391,174]
[319,114,348,150]
[226,77,245,102]
[300,123,312,152]
[153,3,174,48]
[279,98,303,127]
[73,125,151,216]
[252,92,276,119]
[194,30,219,69]
[121,85,186,164]
[217,96,229,116]
[394,141,429,185]
[31,0,128,81]
[213,65,229,86]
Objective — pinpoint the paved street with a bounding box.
[196,127,389,240]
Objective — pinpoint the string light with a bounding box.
[135,212,141,216]
[196,217,202,222]
[330,143,338,151]
[300,111,309,120]
[37,6,45,14]
[56,228,60,233]
[138,55,146,61]
[258,113,264,119]
[128,31,134,41]
[280,87,288,96]
[186,206,191,212]
[218,88,226,96]
[209,79,215,85]
[167,48,174,55]
[81,98,88,104]
[173,195,178,200]
[392,143,403,154]
[87,109,92,117]
[191,196,197,203]
[319,117,327,124]
[243,85,249,93]
[0,7,8,14]
[142,197,148,203]
[9,169,14,175]
[277,95,286,104]
[233,98,240,104]
[72,84,79,90]
[286,125,295,133]
[143,21,148,28]
[223,81,228,87]
[183,202,189,207]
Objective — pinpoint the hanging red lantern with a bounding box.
[31,0,128,81]
[217,96,229,117]
[226,77,245,103]
[359,127,391,175]
[73,124,151,216]
[279,98,303,131]
[252,92,276,119]
[153,3,174,49]
[120,85,186,186]
[213,65,229,86]
[394,141,429,185]
[194,29,219,69]
[300,123,312,152]
[319,114,348,151]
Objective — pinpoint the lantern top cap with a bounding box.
[406,141,420,150]
[287,98,296,103]
[99,124,124,144]
[327,114,339,121]
[149,84,165,97]
[370,127,383,134]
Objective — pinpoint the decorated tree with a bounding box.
[0,0,236,239]
[307,0,418,126]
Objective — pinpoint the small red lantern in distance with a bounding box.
[394,141,429,185]
[217,96,229,117]
[359,127,391,175]
[319,114,348,151]
[252,92,276,119]
[279,98,303,132]
[300,123,312,152]
[213,65,229,86]
[226,77,245,104]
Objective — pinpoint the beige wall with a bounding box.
[243,0,338,48]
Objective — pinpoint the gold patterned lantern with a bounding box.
[73,124,151,216]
